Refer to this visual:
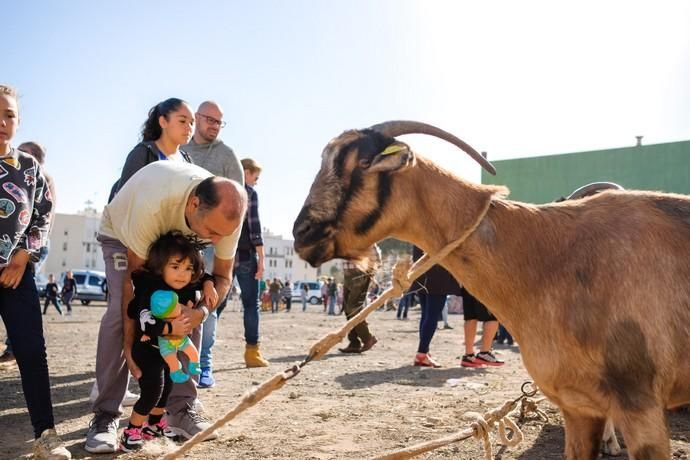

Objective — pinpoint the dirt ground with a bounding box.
[1,300,689,460]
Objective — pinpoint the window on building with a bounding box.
[62,242,68,251]
[64,230,69,236]
[86,243,91,252]
[61,259,66,267]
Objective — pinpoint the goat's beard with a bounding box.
[341,246,381,274]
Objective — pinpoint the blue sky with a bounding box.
[7,1,690,238]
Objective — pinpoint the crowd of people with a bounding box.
[0,84,512,459]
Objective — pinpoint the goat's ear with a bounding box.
[362,142,414,174]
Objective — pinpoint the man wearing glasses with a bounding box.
[184,102,260,390]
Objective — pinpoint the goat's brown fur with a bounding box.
[293,131,690,460]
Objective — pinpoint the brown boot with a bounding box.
[244,344,269,368]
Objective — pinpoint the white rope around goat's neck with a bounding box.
[162,200,493,459]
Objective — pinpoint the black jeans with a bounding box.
[132,340,172,416]
[0,266,55,438]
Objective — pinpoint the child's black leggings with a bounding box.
[131,340,172,417]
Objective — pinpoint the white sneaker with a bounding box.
[123,390,139,407]
[34,428,71,459]
[89,382,139,407]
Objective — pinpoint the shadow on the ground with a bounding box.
[0,370,95,412]
[334,364,489,389]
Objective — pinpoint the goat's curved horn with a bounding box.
[567,182,624,201]
[369,120,496,175]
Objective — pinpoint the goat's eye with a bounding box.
[358,159,371,169]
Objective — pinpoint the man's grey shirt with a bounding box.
[184,138,244,185]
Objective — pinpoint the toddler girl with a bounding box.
[121,231,214,452]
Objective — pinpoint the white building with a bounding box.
[263,229,318,282]
[41,208,104,276]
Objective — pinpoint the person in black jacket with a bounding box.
[43,274,63,316]
[108,98,194,203]
[120,231,215,452]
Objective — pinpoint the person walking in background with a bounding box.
[43,274,63,316]
[269,278,283,313]
[0,84,70,459]
[301,282,309,311]
[495,323,514,346]
[184,101,246,383]
[320,280,329,313]
[397,288,412,320]
[60,270,78,316]
[412,246,462,368]
[439,302,453,330]
[327,278,337,315]
[338,245,380,354]
[460,287,505,367]
[281,281,292,312]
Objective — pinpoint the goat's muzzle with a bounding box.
[293,208,335,267]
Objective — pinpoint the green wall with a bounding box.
[481,141,690,203]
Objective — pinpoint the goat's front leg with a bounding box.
[615,406,669,460]
[601,418,622,456]
[562,409,606,460]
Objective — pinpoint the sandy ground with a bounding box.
[1,300,689,460]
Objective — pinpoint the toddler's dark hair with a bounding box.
[145,231,204,283]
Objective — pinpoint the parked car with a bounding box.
[291,281,322,305]
[60,270,107,305]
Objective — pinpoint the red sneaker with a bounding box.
[460,354,485,368]
[475,350,505,367]
[414,353,442,368]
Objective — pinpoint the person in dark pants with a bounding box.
[412,246,462,368]
[60,270,78,316]
[397,289,413,320]
[43,274,63,315]
[0,84,70,458]
[338,246,380,354]
[281,281,292,312]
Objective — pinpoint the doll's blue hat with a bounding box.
[151,290,179,318]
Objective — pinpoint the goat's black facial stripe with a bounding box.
[355,172,392,235]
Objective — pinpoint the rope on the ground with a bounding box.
[161,200,494,459]
[372,385,545,460]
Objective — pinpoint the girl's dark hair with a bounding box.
[141,98,187,141]
[145,231,205,283]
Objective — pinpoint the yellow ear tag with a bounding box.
[381,144,405,155]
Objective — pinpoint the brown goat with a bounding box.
[293,121,690,459]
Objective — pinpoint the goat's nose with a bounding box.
[293,208,312,243]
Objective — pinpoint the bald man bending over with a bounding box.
[86,161,247,453]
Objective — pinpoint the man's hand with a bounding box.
[201,280,219,308]
[169,313,192,336]
[0,250,30,289]
[181,300,204,329]
[124,350,142,380]
[255,258,265,280]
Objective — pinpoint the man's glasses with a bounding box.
[196,113,227,128]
